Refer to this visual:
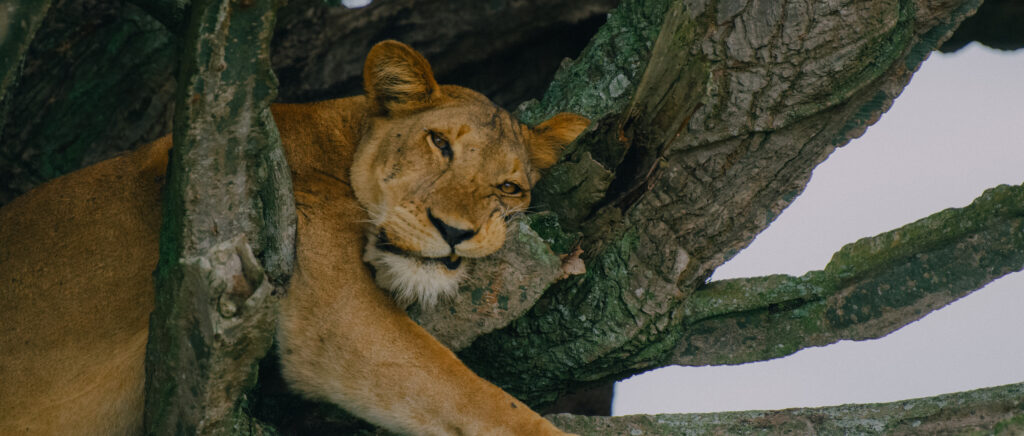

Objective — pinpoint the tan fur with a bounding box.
[0,40,587,435]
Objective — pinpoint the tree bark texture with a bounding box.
[5,0,1012,208]
[548,380,1024,435]
[143,0,294,433]
[0,0,178,205]
[3,0,1023,433]
[454,0,996,408]
[668,182,1024,366]
[0,0,616,206]
[0,0,52,141]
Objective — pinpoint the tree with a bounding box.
[2,0,1022,434]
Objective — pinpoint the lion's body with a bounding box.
[0,135,164,435]
[0,42,586,435]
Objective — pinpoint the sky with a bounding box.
[613,44,1024,415]
[342,0,372,7]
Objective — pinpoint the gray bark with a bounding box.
[0,0,177,205]
[454,0,996,408]
[670,182,1024,366]
[549,380,1024,435]
[143,0,294,433]
[3,0,1022,433]
[0,0,615,206]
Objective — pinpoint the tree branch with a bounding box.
[0,0,52,177]
[410,217,565,351]
[548,380,1024,435]
[0,1,178,205]
[0,0,616,206]
[459,0,984,408]
[127,0,189,32]
[144,0,293,433]
[940,0,1024,52]
[0,0,52,139]
[670,182,1024,366]
[5,0,1012,432]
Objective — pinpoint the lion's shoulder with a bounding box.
[271,97,373,186]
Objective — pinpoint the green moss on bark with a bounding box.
[669,183,1024,367]
[551,380,1024,435]
[145,0,293,433]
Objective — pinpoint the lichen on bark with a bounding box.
[4,0,1021,433]
[671,183,1024,366]
[549,380,1024,435]
[459,0,991,410]
[143,0,294,433]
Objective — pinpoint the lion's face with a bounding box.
[350,41,588,307]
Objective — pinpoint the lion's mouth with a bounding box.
[375,230,462,270]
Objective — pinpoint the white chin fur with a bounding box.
[363,242,465,308]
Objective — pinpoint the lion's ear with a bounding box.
[363,40,441,114]
[528,113,590,169]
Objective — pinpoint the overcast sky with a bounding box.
[614,43,1024,415]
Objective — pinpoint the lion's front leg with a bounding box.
[275,216,567,436]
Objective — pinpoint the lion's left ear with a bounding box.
[363,40,441,114]
[528,113,590,169]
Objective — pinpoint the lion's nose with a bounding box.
[427,209,476,248]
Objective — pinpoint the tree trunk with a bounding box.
[143,0,294,433]
[0,0,615,206]
[3,0,1022,433]
[455,0,1005,408]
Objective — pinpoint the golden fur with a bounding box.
[0,41,588,435]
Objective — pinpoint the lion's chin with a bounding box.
[363,242,466,309]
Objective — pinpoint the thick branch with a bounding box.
[940,0,1024,52]
[0,0,52,140]
[410,217,564,351]
[144,0,293,433]
[548,380,1024,435]
[670,182,1024,366]
[5,0,1010,431]
[272,0,616,105]
[0,0,177,206]
[127,0,188,32]
[0,0,53,194]
[459,0,984,408]
[0,0,615,206]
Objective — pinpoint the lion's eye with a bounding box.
[498,181,523,196]
[427,130,452,159]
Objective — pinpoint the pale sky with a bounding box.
[614,44,1024,415]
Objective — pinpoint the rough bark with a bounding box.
[4,0,1013,206]
[548,380,1024,435]
[409,218,565,350]
[940,0,1024,52]
[0,0,615,206]
[670,182,1024,366]
[0,0,178,206]
[0,0,52,141]
[455,0,991,408]
[271,0,617,105]
[143,0,294,434]
[4,0,1022,433]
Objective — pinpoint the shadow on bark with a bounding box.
[3,0,1022,433]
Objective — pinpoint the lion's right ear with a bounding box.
[528,113,590,169]
[363,40,441,114]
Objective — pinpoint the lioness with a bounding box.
[0,40,587,435]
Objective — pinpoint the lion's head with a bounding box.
[350,41,589,307]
